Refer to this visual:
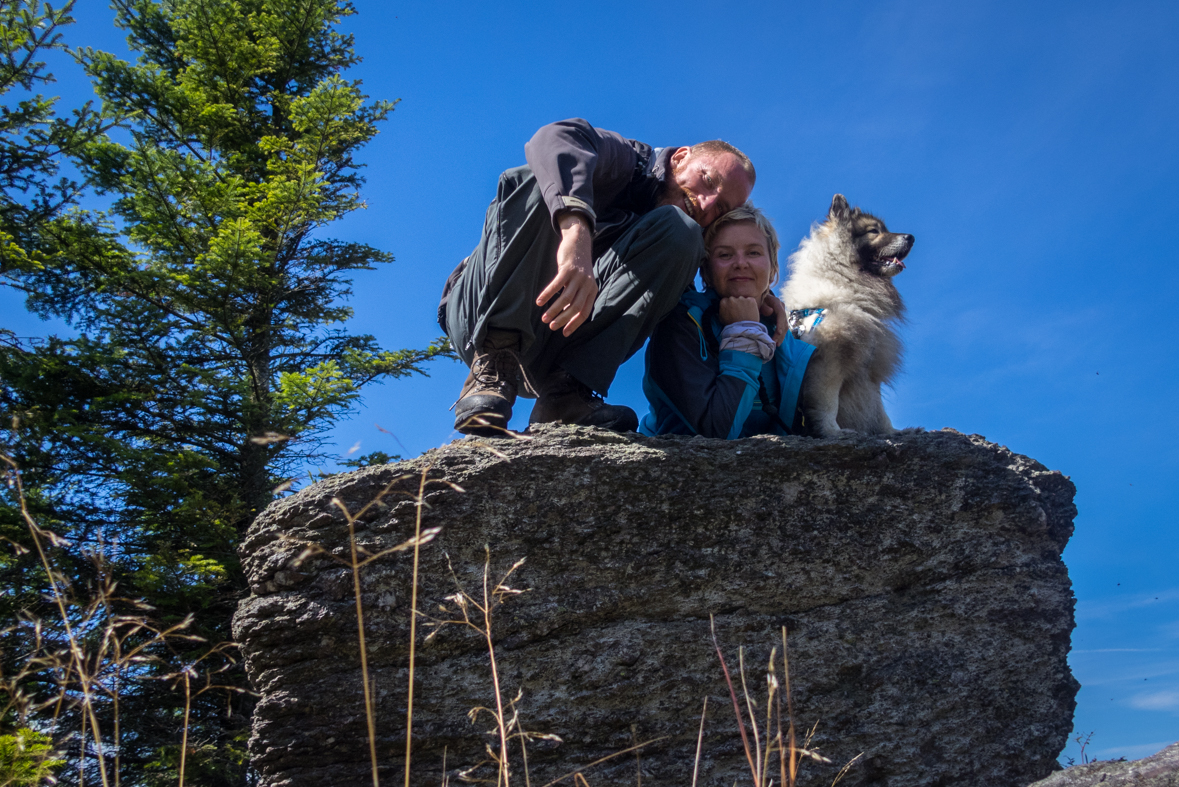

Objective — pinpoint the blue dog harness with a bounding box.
[788,308,826,342]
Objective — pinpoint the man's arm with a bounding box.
[525,119,640,335]
[524,118,639,234]
[536,212,595,336]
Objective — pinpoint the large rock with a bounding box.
[1029,742,1179,786]
[233,427,1078,787]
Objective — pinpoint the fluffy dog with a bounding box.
[780,194,914,437]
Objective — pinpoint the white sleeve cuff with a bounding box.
[719,321,774,362]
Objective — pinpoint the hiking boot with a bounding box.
[528,370,638,432]
[454,332,525,437]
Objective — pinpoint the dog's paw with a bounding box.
[813,426,857,439]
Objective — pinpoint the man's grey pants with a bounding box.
[444,166,705,396]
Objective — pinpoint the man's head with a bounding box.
[660,141,756,228]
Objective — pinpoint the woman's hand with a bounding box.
[718,296,761,326]
[760,292,788,346]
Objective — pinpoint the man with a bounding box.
[438,118,756,436]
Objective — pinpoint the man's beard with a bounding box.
[657,162,701,223]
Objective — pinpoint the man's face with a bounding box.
[661,148,754,228]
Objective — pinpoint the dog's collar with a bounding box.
[787,308,826,341]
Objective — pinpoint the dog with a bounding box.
[780,194,914,437]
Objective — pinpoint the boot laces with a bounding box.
[547,372,602,404]
[472,348,521,394]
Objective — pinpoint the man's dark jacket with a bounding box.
[438,118,680,332]
[523,118,678,254]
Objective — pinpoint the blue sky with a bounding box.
[3,0,1178,766]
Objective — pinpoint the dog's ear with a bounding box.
[829,194,851,222]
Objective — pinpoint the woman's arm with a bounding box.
[642,306,767,439]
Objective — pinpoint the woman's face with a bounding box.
[707,221,772,299]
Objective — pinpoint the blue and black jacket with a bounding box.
[639,289,815,439]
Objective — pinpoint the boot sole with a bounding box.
[529,406,639,433]
[455,397,514,437]
[576,408,639,433]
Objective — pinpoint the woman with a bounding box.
[639,205,815,438]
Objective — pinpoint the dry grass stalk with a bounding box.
[162,642,241,787]
[7,433,869,787]
[830,752,864,787]
[429,548,529,786]
[710,618,854,787]
[781,626,797,786]
[690,696,708,787]
[711,615,759,784]
[451,417,537,450]
[404,464,436,787]
[314,463,458,787]
[536,739,667,787]
[630,725,641,787]
[427,545,669,787]
[5,427,513,786]
[1,453,247,786]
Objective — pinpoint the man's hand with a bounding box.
[718,296,761,326]
[760,292,788,345]
[537,213,597,337]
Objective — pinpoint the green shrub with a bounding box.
[0,727,64,786]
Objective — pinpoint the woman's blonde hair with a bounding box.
[702,203,780,292]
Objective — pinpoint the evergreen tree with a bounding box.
[1,1,447,782]
[0,2,105,781]
[0,0,102,277]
